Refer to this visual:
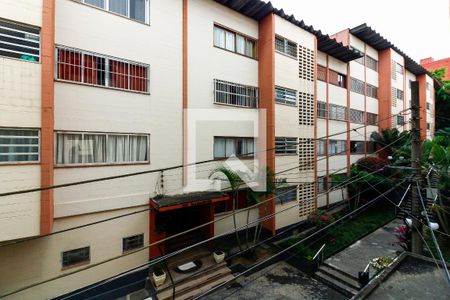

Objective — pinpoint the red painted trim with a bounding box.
[258,13,275,235]
[325,55,330,207]
[40,0,55,235]
[149,207,165,258]
[182,0,188,186]
[150,196,230,212]
[378,49,392,132]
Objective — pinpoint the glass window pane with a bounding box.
[225,31,235,51]
[84,0,105,8]
[109,0,128,16]
[236,35,245,55]
[130,0,146,22]
[56,133,82,164]
[213,27,225,48]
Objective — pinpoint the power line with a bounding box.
[0,109,411,198]
[191,181,407,300]
[0,167,400,298]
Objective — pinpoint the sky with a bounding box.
[269,0,450,62]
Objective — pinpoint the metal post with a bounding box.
[410,81,423,254]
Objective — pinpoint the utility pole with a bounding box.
[410,81,423,254]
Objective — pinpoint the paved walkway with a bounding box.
[207,261,347,300]
[325,219,404,279]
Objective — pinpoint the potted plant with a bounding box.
[369,256,393,272]
[152,263,166,287]
[213,250,225,263]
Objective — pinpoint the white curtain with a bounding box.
[83,134,106,163]
[109,0,128,16]
[130,135,148,162]
[130,0,145,22]
[225,138,235,157]
[236,35,245,55]
[214,27,225,48]
[214,138,226,158]
[107,135,128,163]
[225,31,235,51]
[57,134,82,164]
[245,39,254,57]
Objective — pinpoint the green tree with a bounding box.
[370,128,411,157]
[431,67,450,130]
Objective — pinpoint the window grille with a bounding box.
[317,177,327,193]
[275,137,297,155]
[56,46,149,93]
[0,18,40,62]
[317,139,326,156]
[0,128,39,163]
[299,46,314,81]
[366,56,378,72]
[298,138,314,171]
[123,234,144,252]
[214,79,258,108]
[317,101,327,119]
[298,183,315,217]
[275,86,296,106]
[329,104,347,122]
[391,87,397,107]
[329,140,346,155]
[349,109,364,124]
[56,132,149,165]
[317,65,326,81]
[366,83,378,98]
[367,113,378,126]
[214,25,257,59]
[350,77,364,94]
[213,137,255,158]
[299,92,314,126]
[80,0,149,24]
[275,35,297,58]
[275,186,298,205]
[62,247,90,268]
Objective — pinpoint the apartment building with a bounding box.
[0,0,436,298]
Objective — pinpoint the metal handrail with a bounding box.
[312,243,326,260]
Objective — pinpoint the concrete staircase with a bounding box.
[313,263,361,298]
[153,248,234,300]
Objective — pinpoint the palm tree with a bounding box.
[210,167,244,251]
[370,128,411,158]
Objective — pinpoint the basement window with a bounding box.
[62,247,90,268]
[123,234,144,252]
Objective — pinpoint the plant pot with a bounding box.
[153,270,166,287]
[213,251,225,263]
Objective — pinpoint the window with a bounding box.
[427,123,431,130]
[367,113,378,126]
[350,141,365,154]
[80,0,149,23]
[395,89,404,100]
[214,79,258,108]
[56,47,149,93]
[62,247,90,268]
[366,56,378,72]
[317,65,326,81]
[317,139,326,156]
[213,137,254,158]
[213,25,257,59]
[275,137,297,155]
[275,186,297,205]
[329,104,347,121]
[275,35,297,58]
[0,128,39,163]
[366,83,378,98]
[329,70,346,88]
[350,47,364,65]
[56,132,149,165]
[396,62,403,74]
[318,177,327,193]
[0,18,40,62]
[275,86,296,106]
[317,102,327,118]
[123,234,144,252]
[350,77,364,95]
[396,115,404,126]
[329,140,346,155]
[350,109,364,124]
[366,141,376,154]
[426,102,431,110]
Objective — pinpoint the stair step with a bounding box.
[321,262,359,282]
[174,274,235,300]
[314,271,358,298]
[166,249,211,269]
[157,264,232,300]
[318,265,360,290]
